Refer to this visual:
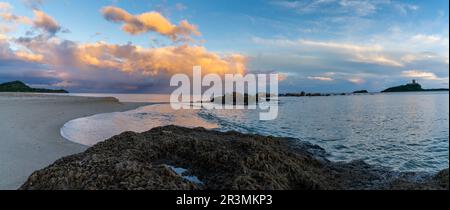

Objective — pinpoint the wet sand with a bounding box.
[0,93,147,189]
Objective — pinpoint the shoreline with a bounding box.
[1,92,448,190]
[20,126,449,190]
[0,92,149,189]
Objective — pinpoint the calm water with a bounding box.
[61,92,449,172]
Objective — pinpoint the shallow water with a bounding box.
[61,104,218,146]
[66,93,171,103]
[61,92,449,172]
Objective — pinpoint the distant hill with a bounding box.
[382,80,448,93]
[0,81,68,93]
[382,83,424,92]
[353,90,368,94]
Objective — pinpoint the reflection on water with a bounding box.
[61,104,217,146]
[199,92,449,172]
[67,93,171,103]
[61,92,449,172]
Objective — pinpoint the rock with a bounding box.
[382,82,423,92]
[353,90,369,94]
[20,126,449,190]
[387,169,449,190]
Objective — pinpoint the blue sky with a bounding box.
[0,0,448,93]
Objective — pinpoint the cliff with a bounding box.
[382,81,448,93]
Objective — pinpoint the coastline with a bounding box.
[20,126,449,190]
[0,92,149,189]
[1,92,448,190]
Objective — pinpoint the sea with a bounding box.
[61,92,449,172]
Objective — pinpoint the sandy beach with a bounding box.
[0,93,147,189]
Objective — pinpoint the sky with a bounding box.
[0,0,448,93]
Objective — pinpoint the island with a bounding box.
[353,90,369,94]
[0,81,68,93]
[382,80,449,93]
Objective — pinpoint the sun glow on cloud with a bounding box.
[0,3,247,91]
[0,5,61,35]
[14,50,44,62]
[101,6,201,42]
[32,10,61,34]
[307,76,333,81]
[0,0,448,92]
[75,42,246,76]
[401,70,447,81]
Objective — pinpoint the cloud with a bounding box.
[0,5,245,92]
[1,7,60,35]
[352,53,403,67]
[272,0,419,17]
[1,34,246,92]
[401,52,443,63]
[101,6,200,42]
[277,73,288,81]
[296,40,403,67]
[0,35,44,63]
[253,37,403,67]
[395,3,419,15]
[401,70,447,81]
[14,50,44,62]
[348,77,365,84]
[0,12,32,25]
[410,34,447,45]
[73,42,246,76]
[250,32,448,92]
[307,76,334,81]
[0,2,12,11]
[21,0,45,9]
[370,30,449,65]
[32,10,61,34]
[297,41,403,68]
[272,0,341,15]
[338,0,377,16]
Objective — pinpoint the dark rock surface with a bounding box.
[353,90,369,94]
[20,126,449,190]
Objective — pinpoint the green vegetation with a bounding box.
[382,81,448,93]
[0,81,68,93]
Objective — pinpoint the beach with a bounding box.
[20,125,449,190]
[0,93,147,189]
[1,92,448,190]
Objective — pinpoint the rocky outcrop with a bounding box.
[20,126,448,190]
[382,81,449,93]
[382,83,424,92]
[0,81,68,93]
[353,90,369,94]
